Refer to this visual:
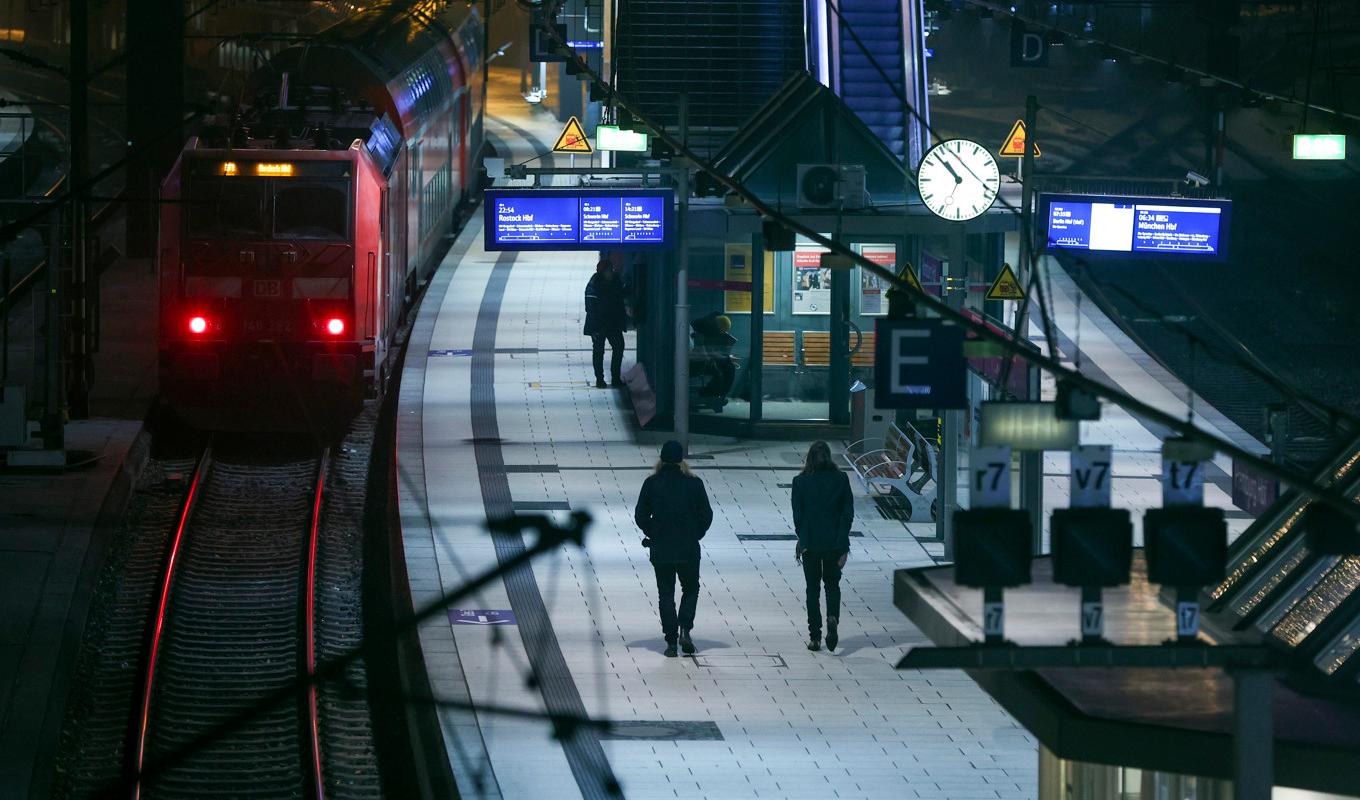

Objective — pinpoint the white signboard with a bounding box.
[970,445,1012,508]
[1070,445,1113,508]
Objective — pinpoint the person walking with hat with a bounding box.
[634,440,713,657]
[583,259,628,388]
[792,441,854,652]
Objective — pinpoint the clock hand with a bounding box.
[942,160,963,184]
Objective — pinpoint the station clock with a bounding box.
[917,139,1000,222]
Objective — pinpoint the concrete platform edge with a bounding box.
[393,209,502,799]
[27,424,151,798]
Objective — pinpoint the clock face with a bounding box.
[917,139,1000,222]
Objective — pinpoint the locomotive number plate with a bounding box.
[244,319,292,335]
[253,279,281,298]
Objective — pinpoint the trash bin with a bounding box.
[849,380,867,455]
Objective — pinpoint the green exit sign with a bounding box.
[596,125,649,152]
[1293,134,1346,160]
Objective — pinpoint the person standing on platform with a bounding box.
[792,440,854,652]
[583,259,628,389]
[634,440,713,658]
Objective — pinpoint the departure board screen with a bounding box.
[485,188,674,251]
[1040,194,1231,261]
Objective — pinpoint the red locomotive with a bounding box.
[158,3,484,429]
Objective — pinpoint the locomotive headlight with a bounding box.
[255,162,294,177]
[325,318,345,336]
[188,315,208,334]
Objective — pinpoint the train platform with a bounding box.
[397,216,1038,799]
[0,208,157,797]
[0,421,148,797]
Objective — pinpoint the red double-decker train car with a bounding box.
[158,3,484,429]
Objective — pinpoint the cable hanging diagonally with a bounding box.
[534,11,1360,525]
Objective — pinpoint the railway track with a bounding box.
[55,423,384,799]
[130,443,327,797]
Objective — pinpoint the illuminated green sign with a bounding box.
[596,125,649,152]
[1292,134,1346,160]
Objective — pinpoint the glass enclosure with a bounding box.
[684,232,908,431]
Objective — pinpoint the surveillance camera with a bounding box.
[1184,171,1209,187]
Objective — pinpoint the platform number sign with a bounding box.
[983,602,1005,639]
[1176,601,1200,638]
[1161,459,1204,507]
[1080,602,1104,638]
[1070,445,1112,508]
[971,445,1012,508]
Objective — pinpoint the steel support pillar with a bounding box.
[671,95,690,447]
[1232,671,1273,800]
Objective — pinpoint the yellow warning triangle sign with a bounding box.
[998,119,1040,158]
[986,263,1026,301]
[553,115,593,154]
[899,262,924,294]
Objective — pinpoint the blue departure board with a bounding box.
[1040,194,1231,261]
[485,188,674,251]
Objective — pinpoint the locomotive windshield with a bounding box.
[187,177,268,239]
[273,181,348,239]
[185,173,350,241]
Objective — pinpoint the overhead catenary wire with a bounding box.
[535,8,1360,525]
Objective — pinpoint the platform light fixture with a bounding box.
[219,161,238,176]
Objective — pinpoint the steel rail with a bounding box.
[539,20,1360,526]
[127,441,213,800]
[303,447,331,800]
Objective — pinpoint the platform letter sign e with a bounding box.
[873,319,967,409]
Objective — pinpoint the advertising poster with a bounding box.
[792,237,831,315]
[853,243,895,315]
[723,244,774,314]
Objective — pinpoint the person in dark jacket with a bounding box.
[634,440,714,657]
[583,260,628,388]
[792,440,854,652]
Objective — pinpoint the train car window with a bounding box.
[273,181,349,240]
[186,178,267,239]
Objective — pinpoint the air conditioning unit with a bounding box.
[796,164,866,210]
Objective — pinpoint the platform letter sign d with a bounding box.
[1009,20,1048,67]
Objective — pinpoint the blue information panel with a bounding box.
[1040,193,1231,261]
[486,188,674,251]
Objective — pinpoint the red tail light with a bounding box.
[325,318,345,336]
[188,316,208,335]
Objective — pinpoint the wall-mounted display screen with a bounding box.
[1040,193,1231,261]
[485,188,674,251]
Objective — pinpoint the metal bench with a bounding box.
[847,420,939,521]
